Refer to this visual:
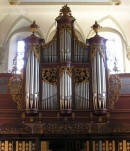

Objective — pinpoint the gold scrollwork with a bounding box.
[26,44,40,61]
[0,123,31,134]
[32,44,40,60]
[8,74,23,110]
[90,44,105,61]
[42,121,89,135]
[59,25,72,36]
[108,74,122,109]
[42,68,57,85]
[74,68,89,85]
[59,67,72,77]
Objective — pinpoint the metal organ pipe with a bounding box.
[75,82,89,110]
[26,52,30,109]
[60,69,72,110]
[87,33,107,114]
[25,48,39,112]
[91,45,107,112]
[92,50,105,110]
[43,40,57,63]
[42,81,57,110]
[60,29,71,62]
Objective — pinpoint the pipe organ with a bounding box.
[88,35,107,114]
[2,4,125,151]
[24,33,41,114]
[23,5,108,115]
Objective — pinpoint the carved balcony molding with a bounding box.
[8,0,121,5]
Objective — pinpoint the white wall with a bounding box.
[0,4,130,73]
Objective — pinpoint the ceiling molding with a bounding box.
[8,0,121,5]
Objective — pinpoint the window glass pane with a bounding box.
[16,41,25,74]
[99,32,124,74]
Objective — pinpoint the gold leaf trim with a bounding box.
[59,67,72,77]
[108,74,122,109]
[42,68,57,85]
[90,44,105,61]
[74,68,89,85]
[8,74,23,110]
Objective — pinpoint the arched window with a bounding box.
[16,40,25,74]
[7,32,43,74]
[99,31,124,74]
[8,32,31,73]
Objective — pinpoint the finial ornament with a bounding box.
[55,4,75,21]
[29,21,39,33]
[60,4,71,16]
[91,21,102,34]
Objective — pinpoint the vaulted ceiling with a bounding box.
[0,0,130,17]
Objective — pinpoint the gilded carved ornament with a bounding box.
[59,66,72,77]
[74,68,89,85]
[42,68,57,85]
[26,44,40,61]
[8,54,23,110]
[59,25,72,35]
[32,44,40,61]
[55,4,75,22]
[8,74,23,110]
[90,44,105,62]
[108,74,122,109]
[42,67,89,85]
[108,57,122,109]
[25,122,130,135]
[0,123,31,134]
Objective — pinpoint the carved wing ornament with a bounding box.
[8,74,23,110]
[108,74,122,109]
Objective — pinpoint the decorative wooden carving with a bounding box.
[42,68,57,85]
[74,68,89,84]
[8,74,23,110]
[0,123,31,134]
[108,74,122,109]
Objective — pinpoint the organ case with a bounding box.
[23,5,108,115]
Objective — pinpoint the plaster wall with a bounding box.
[0,4,130,73]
